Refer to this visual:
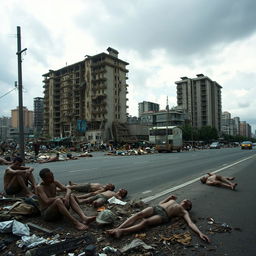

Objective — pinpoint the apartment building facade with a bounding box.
[34,97,44,135]
[175,74,222,131]
[221,111,235,136]
[0,117,11,141]
[43,47,129,143]
[138,101,160,117]
[240,121,251,138]
[11,107,34,129]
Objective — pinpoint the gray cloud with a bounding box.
[76,0,256,59]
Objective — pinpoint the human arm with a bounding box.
[56,181,71,207]
[160,195,177,204]
[207,173,212,176]
[183,211,210,242]
[36,186,58,205]
[5,167,29,175]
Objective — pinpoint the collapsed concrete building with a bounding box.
[43,47,129,144]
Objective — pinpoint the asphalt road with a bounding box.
[0,147,256,255]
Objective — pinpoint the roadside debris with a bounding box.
[24,233,95,256]
[207,217,232,233]
[119,238,154,253]
[108,196,127,205]
[17,234,60,248]
[159,231,192,245]
[96,210,117,225]
[0,220,30,236]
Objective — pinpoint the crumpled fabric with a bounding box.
[120,238,154,253]
[19,234,60,248]
[108,196,127,205]
[160,231,192,245]
[20,234,48,248]
[0,220,30,236]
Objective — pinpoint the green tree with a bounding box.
[199,126,218,142]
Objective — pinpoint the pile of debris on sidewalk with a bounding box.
[0,194,237,256]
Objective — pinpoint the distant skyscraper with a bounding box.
[0,117,11,140]
[221,111,235,135]
[138,101,160,117]
[240,121,251,138]
[233,117,240,136]
[11,107,34,129]
[175,74,222,131]
[34,97,44,135]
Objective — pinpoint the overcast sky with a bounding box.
[1,0,256,132]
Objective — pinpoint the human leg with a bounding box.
[6,174,33,197]
[26,172,36,190]
[109,215,163,238]
[117,207,154,229]
[70,195,96,225]
[216,175,237,190]
[77,195,98,204]
[44,198,88,230]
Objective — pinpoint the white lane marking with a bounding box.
[142,154,256,203]
[142,190,152,194]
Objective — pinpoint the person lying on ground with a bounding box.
[78,152,93,157]
[38,153,60,163]
[36,168,96,231]
[77,189,127,208]
[4,157,36,197]
[0,157,12,165]
[200,172,237,190]
[66,181,115,195]
[107,195,210,242]
[66,153,78,160]
[66,181,115,196]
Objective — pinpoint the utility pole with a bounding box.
[16,26,27,161]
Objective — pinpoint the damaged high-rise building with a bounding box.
[43,47,129,143]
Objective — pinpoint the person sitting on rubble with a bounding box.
[4,157,36,197]
[200,172,237,190]
[107,194,210,242]
[66,153,78,160]
[38,153,60,163]
[0,156,12,165]
[36,168,96,231]
[77,189,127,208]
[66,181,115,196]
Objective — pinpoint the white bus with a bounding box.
[149,126,183,153]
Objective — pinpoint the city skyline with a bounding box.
[1,0,256,131]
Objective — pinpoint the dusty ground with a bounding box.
[0,193,232,256]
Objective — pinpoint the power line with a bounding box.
[0,87,17,100]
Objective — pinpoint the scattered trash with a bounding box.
[24,233,95,256]
[26,222,54,234]
[103,246,118,253]
[84,244,96,255]
[0,220,30,236]
[160,231,192,245]
[96,206,106,212]
[18,234,61,249]
[135,233,147,239]
[120,238,154,253]
[108,196,127,205]
[96,210,117,225]
[207,218,232,233]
